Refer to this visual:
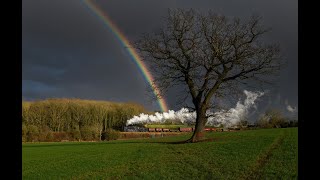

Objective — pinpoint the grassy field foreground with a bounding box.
[22,128,298,179]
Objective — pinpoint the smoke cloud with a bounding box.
[285,99,297,113]
[286,105,297,113]
[127,90,264,127]
[206,90,265,127]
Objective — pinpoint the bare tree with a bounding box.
[135,9,283,142]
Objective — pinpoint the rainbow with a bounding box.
[82,0,168,112]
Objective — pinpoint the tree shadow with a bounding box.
[22,137,218,148]
[105,137,217,144]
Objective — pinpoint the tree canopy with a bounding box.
[135,9,283,142]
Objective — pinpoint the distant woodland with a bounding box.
[22,99,148,142]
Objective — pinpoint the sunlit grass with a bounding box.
[23,128,298,179]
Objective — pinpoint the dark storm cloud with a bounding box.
[91,0,298,110]
[22,0,297,113]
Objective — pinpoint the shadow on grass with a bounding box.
[23,137,222,148]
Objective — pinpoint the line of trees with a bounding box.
[22,98,148,142]
[255,109,298,128]
[232,109,298,130]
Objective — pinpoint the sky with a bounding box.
[22,0,297,117]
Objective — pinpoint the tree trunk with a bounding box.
[78,123,82,142]
[187,110,207,143]
[99,129,102,141]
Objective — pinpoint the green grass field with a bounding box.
[22,128,297,179]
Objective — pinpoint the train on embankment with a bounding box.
[147,127,224,132]
[124,126,224,132]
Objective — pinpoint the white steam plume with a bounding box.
[206,90,264,127]
[286,105,297,113]
[127,90,264,127]
[285,99,297,113]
